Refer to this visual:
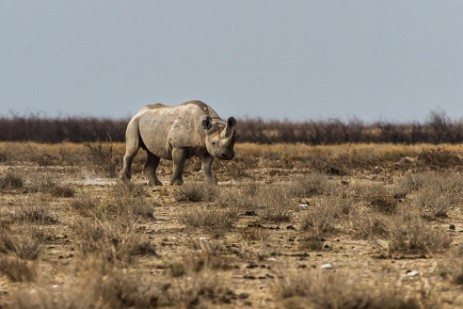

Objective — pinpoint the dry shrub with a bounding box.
[173,182,217,202]
[388,214,451,255]
[399,171,430,192]
[0,228,44,260]
[70,195,99,216]
[288,173,330,197]
[29,173,75,197]
[85,183,156,219]
[48,184,75,197]
[367,189,398,214]
[72,216,156,263]
[8,257,234,309]
[414,190,453,219]
[299,236,325,251]
[169,239,233,277]
[301,198,344,236]
[257,187,293,223]
[439,246,463,286]
[240,227,270,242]
[179,206,238,237]
[0,170,23,191]
[111,181,146,198]
[15,198,59,224]
[351,212,390,240]
[417,147,462,169]
[276,270,432,309]
[0,256,37,282]
[216,183,258,210]
[407,171,463,219]
[85,139,120,178]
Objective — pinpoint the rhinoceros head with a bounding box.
[202,116,237,160]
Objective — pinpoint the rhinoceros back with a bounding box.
[137,102,214,160]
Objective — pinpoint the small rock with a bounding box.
[449,224,456,231]
[321,263,334,269]
[287,225,296,230]
[246,263,259,269]
[406,270,419,277]
[243,275,257,280]
[243,210,258,216]
[299,203,309,209]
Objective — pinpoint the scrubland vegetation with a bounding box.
[1,140,463,308]
[1,110,463,144]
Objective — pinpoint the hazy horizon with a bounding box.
[2,1,463,122]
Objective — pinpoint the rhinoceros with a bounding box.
[120,100,237,185]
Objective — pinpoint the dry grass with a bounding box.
[275,270,435,309]
[0,228,45,260]
[301,198,345,236]
[0,170,23,192]
[173,182,217,202]
[2,142,463,308]
[388,214,452,255]
[72,216,156,263]
[0,256,37,282]
[179,206,239,237]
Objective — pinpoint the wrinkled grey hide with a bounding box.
[120,100,237,185]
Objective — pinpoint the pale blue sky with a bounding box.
[1,1,463,121]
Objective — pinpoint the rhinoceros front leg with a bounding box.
[201,155,215,183]
[144,151,163,186]
[170,147,186,185]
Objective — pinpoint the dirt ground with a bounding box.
[1,143,463,308]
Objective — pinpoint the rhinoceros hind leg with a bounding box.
[120,141,139,181]
[145,151,162,186]
[170,148,186,185]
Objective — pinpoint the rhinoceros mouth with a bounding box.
[220,152,234,160]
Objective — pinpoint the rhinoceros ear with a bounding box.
[202,116,212,131]
[225,117,237,137]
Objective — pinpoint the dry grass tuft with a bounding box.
[276,270,432,309]
[288,173,330,197]
[0,228,45,260]
[388,215,452,255]
[169,239,233,277]
[0,256,37,282]
[179,206,238,237]
[257,187,293,223]
[72,216,156,263]
[0,170,23,191]
[29,173,75,197]
[173,182,217,202]
[85,139,120,177]
[15,198,59,224]
[351,212,390,240]
[301,198,344,236]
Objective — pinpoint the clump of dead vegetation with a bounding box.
[0,170,23,192]
[72,215,156,263]
[275,270,436,309]
[173,182,217,202]
[301,198,347,236]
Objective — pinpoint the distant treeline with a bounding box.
[0,111,462,144]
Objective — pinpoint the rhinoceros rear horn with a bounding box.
[224,117,237,138]
[202,116,212,131]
